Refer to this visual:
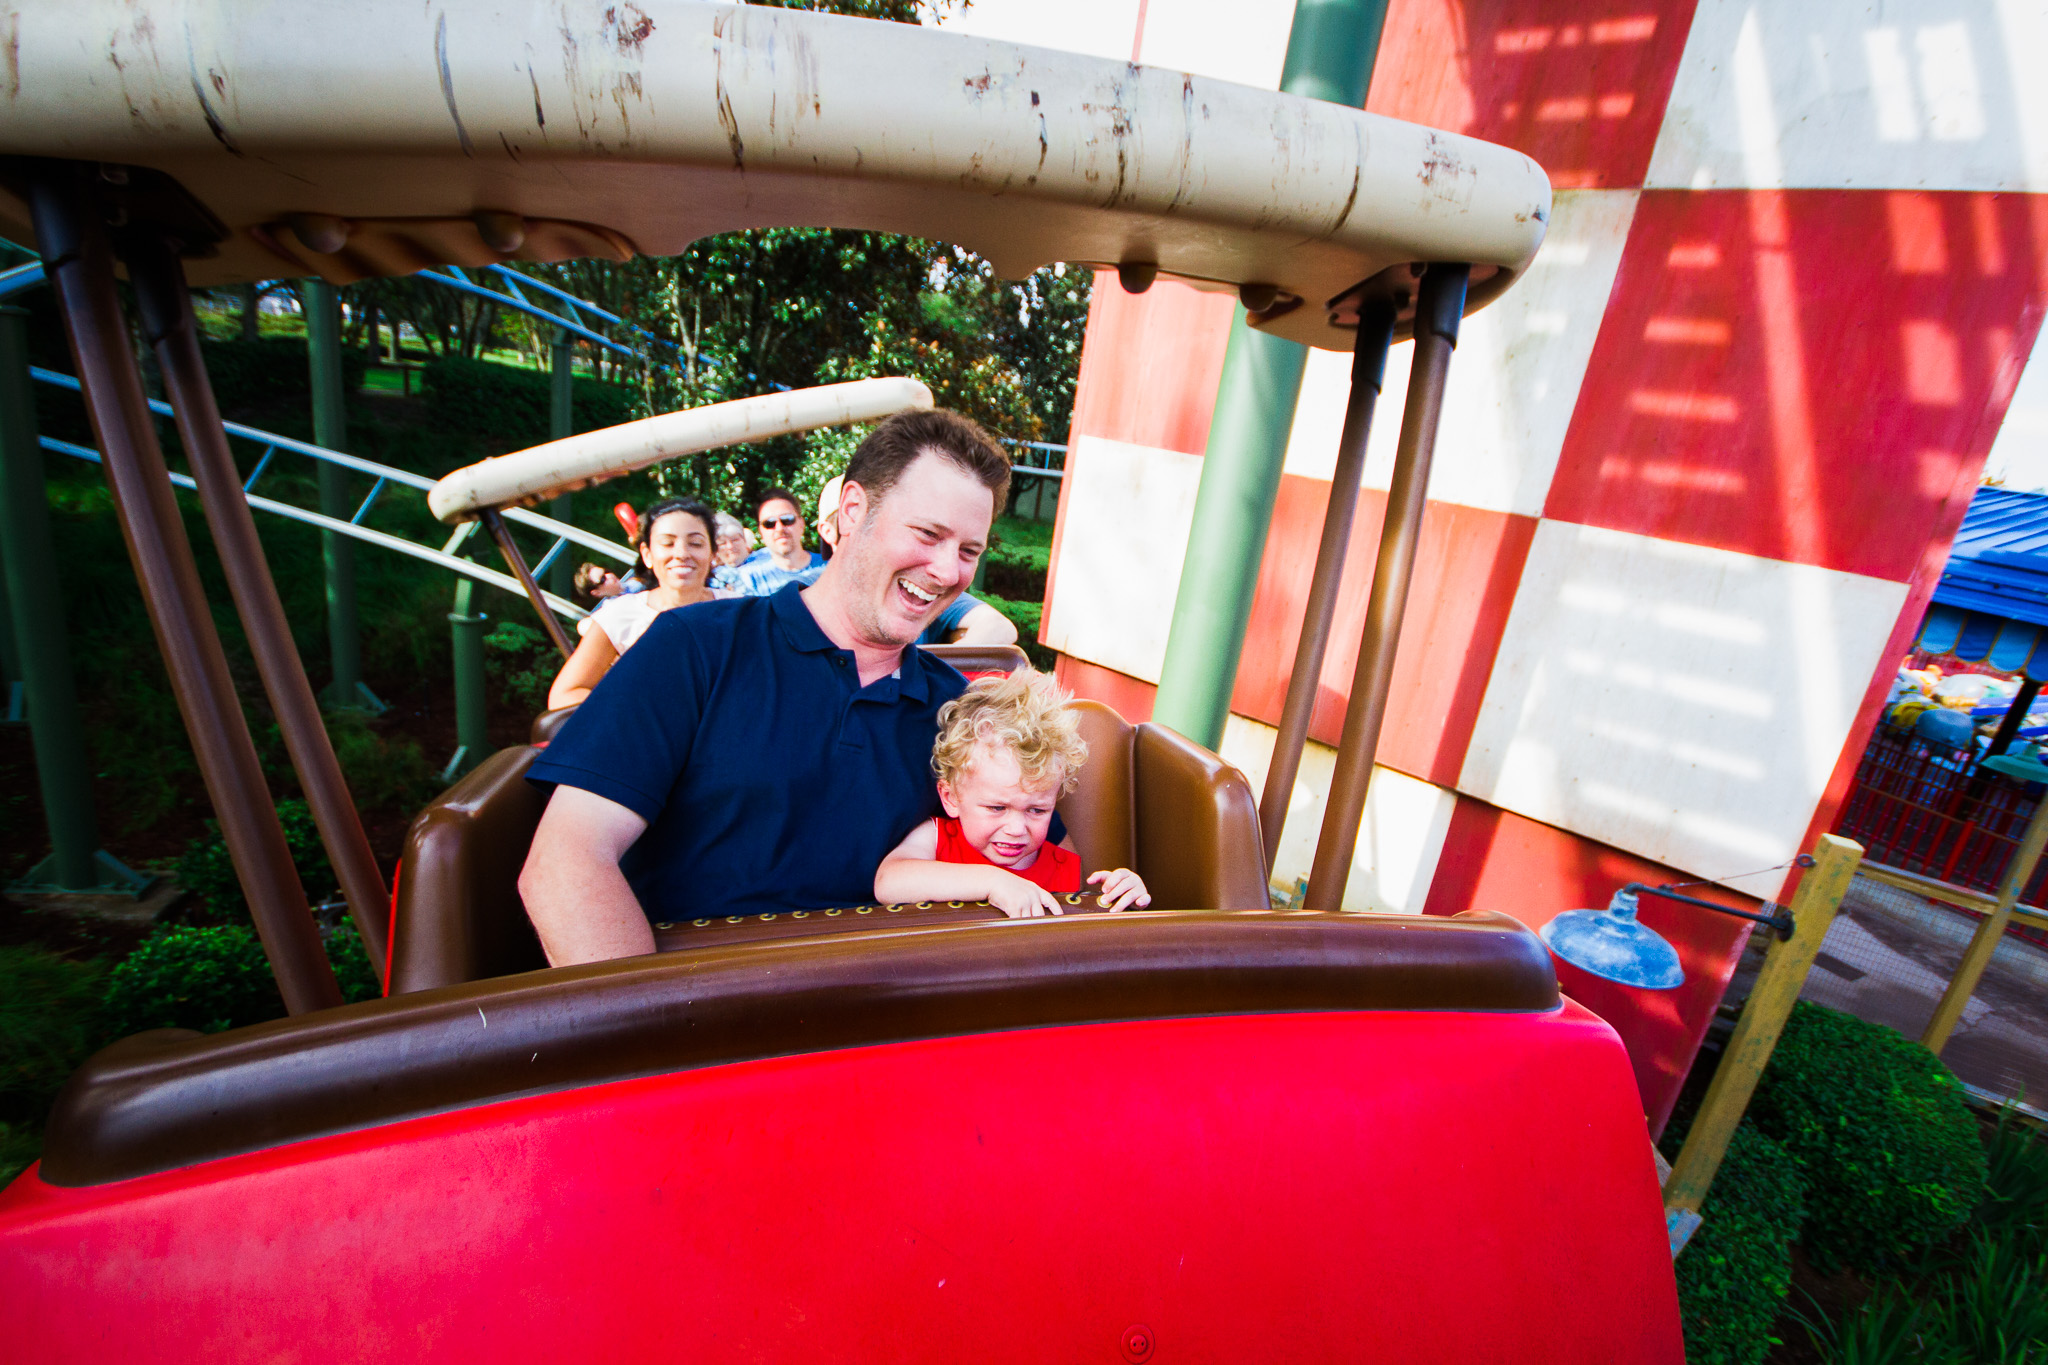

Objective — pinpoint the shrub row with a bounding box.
[421,354,637,454]
[1669,1002,1989,1365]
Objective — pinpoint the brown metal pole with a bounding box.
[1259,298,1398,867]
[1304,264,1469,911]
[28,167,342,1013]
[125,236,391,966]
[482,509,576,659]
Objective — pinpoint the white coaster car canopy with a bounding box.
[0,0,1550,351]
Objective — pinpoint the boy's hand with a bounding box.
[988,872,1064,919]
[1088,868,1152,912]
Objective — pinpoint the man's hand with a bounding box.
[1087,868,1152,912]
[518,786,658,965]
[987,870,1064,919]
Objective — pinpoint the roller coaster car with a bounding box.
[0,4,1681,1360]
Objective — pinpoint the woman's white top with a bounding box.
[578,589,735,652]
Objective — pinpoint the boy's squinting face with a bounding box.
[937,743,1062,870]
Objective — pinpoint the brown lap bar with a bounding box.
[44,910,1556,1187]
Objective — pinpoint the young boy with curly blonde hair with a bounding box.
[875,670,1151,918]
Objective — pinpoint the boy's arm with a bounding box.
[875,823,1064,918]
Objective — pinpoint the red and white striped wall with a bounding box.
[949,0,2048,1132]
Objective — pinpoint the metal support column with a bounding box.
[548,330,575,599]
[127,238,391,965]
[445,577,490,781]
[1258,299,1397,866]
[0,305,134,891]
[1305,264,1469,910]
[1148,0,1392,753]
[306,277,374,710]
[29,167,340,1011]
[482,509,577,659]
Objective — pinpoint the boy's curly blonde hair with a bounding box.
[932,669,1088,795]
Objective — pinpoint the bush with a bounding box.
[198,335,368,415]
[483,619,556,714]
[1752,1003,1987,1274]
[421,354,636,453]
[102,920,382,1039]
[324,711,437,814]
[102,925,288,1035]
[174,798,337,926]
[1671,1119,1808,1365]
[0,947,108,1126]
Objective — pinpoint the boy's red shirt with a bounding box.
[929,816,1083,893]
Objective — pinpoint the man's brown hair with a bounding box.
[845,409,1011,514]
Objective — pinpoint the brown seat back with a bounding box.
[388,746,549,994]
[1058,700,1137,876]
[530,706,578,745]
[1133,722,1272,910]
[922,642,1030,677]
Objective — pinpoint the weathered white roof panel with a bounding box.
[0,1,1551,350]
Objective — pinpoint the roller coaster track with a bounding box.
[31,368,631,621]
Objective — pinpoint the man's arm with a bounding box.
[518,786,657,965]
[945,601,1019,646]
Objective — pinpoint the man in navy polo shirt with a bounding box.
[518,409,1012,966]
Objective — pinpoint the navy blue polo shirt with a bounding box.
[527,584,968,922]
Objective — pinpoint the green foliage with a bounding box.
[1978,1107,2048,1251]
[1923,1225,2048,1362]
[1795,1280,1965,1365]
[0,947,107,1126]
[325,920,384,1004]
[101,925,287,1036]
[198,335,368,414]
[1671,1119,1808,1365]
[174,798,336,927]
[101,920,381,1040]
[0,1120,41,1189]
[324,712,437,815]
[483,620,556,714]
[1752,1003,1988,1274]
[421,354,636,455]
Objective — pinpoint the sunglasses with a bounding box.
[760,514,800,529]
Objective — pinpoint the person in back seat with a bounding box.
[518,409,1018,964]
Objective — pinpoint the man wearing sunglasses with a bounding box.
[715,487,827,596]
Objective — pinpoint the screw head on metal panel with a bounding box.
[1120,1325,1155,1362]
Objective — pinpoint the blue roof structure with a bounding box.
[1918,487,2048,680]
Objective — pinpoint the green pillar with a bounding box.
[1149,0,1392,750]
[0,307,104,888]
[444,577,490,780]
[305,278,366,709]
[548,330,575,599]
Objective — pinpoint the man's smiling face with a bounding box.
[833,450,994,649]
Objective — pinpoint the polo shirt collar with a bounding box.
[769,582,931,702]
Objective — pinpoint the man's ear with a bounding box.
[936,778,963,818]
[838,479,871,538]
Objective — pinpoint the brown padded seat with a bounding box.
[44,910,1559,1187]
[393,697,1268,993]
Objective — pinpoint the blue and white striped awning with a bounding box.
[1916,604,2048,680]
[1916,489,2048,680]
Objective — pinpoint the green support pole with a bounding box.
[1148,0,1392,750]
[444,577,490,781]
[0,306,142,892]
[305,279,376,711]
[548,330,575,599]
